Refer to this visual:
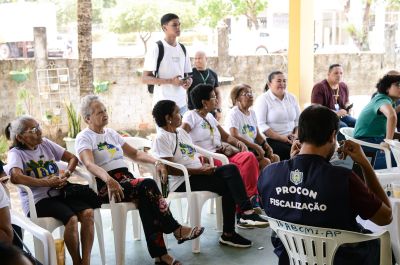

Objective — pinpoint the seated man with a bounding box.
[258,105,392,265]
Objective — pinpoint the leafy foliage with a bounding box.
[65,102,81,138]
[198,0,233,28]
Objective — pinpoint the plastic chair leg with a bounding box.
[33,237,46,264]
[209,198,215,214]
[132,210,141,241]
[215,197,223,232]
[111,206,128,265]
[94,209,106,265]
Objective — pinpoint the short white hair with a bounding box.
[6,115,35,147]
[80,95,101,120]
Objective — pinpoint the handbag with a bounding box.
[217,142,240,157]
[12,227,43,265]
[48,182,102,209]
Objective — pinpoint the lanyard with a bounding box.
[199,69,209,84]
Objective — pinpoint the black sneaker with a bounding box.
[219,232,252,248]
[236,213,254,229]
[239,213,269,228]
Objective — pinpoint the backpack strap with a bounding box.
[179,43,186,56]
[154,40,164,77]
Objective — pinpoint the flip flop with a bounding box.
[176,226,205,244]
[155,258,181,265]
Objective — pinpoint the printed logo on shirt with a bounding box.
[179,142,196,159]
[97,142,119,158]
[241,124,256,139]
[290,169,303,185]
[172,56,180,63]
[25,155,59,178]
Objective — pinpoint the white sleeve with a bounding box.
[152,134,174,158]
[5,149,24,176]
[182,111,195,130]
[226,109,240,130]
[109,129,126,147]
[254,95,271,133]
[184,48,192,73]
[293,95,301,126]
[0,184,10,208]
[143,43,159,72]
[75,133,93,155]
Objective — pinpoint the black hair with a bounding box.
[376,74,400,95]
[328,64,342,72]
[152,100,176,127]
[0,242,32,265]
[189,84,215,109]
[298,105,339,147]
[265,71,283,91]
[160,13,179,26]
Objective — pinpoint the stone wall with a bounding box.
[0,52,396,137]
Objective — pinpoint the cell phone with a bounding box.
[180,75,191,81]
[345,103,353,111]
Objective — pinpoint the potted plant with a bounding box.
[63,102,81,155]
[9,68,30,83]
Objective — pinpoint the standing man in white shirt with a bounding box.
[142,13,193,115]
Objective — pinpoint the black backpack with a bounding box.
[147,40,187,94]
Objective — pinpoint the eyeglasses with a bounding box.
[209,96,217,100]
[240,92,254,97]
[24,124,41,134]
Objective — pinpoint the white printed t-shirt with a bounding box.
[143,39,192,108]
[226,106,258,143]
[182,110,221,152]
[152,128,202,192]
[75,128,127,172]
[6,138,64,214]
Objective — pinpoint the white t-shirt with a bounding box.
[226,106,258,143]
[6,138,65,214]
[254,89,300,136]
[0,184,10,209]
[152,128,202,192]
[182,110,221,152]
[143,39,192,108]
[75,128,127,172]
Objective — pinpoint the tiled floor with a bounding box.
[22,200,278,265]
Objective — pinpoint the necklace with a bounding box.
[332,87,340,103]
[198,69,209,84]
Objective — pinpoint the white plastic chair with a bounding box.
[11,210,57,265]
[155,144,225,253]
[268,217,392,265]
[339,127,392,169]
[14,163,106,265]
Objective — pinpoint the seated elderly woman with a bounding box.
[354,74,400,169]
[182,84,263,216]
[254,71,301,161]
[76,95,203,265]
[5,116,94,265]
[152,100,268,248]
[226,84,280,170]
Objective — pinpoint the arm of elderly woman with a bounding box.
[229,127,264,157]
[217,125,247,152]
[10,167,68,188]
[79,149,124,202]
[379,104,397,140]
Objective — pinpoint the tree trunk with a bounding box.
[78,0,93,96]
[343,0,371,51]
[139,32,152,54]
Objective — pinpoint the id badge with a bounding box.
[334,104,339,111]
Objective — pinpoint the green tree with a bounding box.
[198,0,233,28]
[110,4,160,54]
[232,0,268,30]
[343,0,372,51]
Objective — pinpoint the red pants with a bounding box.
[215,151,259,197]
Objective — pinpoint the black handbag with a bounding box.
[48,182,102,209]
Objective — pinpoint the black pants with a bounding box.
[267,138,291,161]
[103,169,180,258]
[175,164,252,233]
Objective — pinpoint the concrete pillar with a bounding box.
[34,27,48,69]
[384,23,397,69]
[217,21,229,75]
[288,0,315,109]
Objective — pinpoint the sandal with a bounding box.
[175,226,205,244]
[155,257,181,265]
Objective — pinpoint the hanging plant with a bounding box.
[9,68,30,83]
[93,81,110,94]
